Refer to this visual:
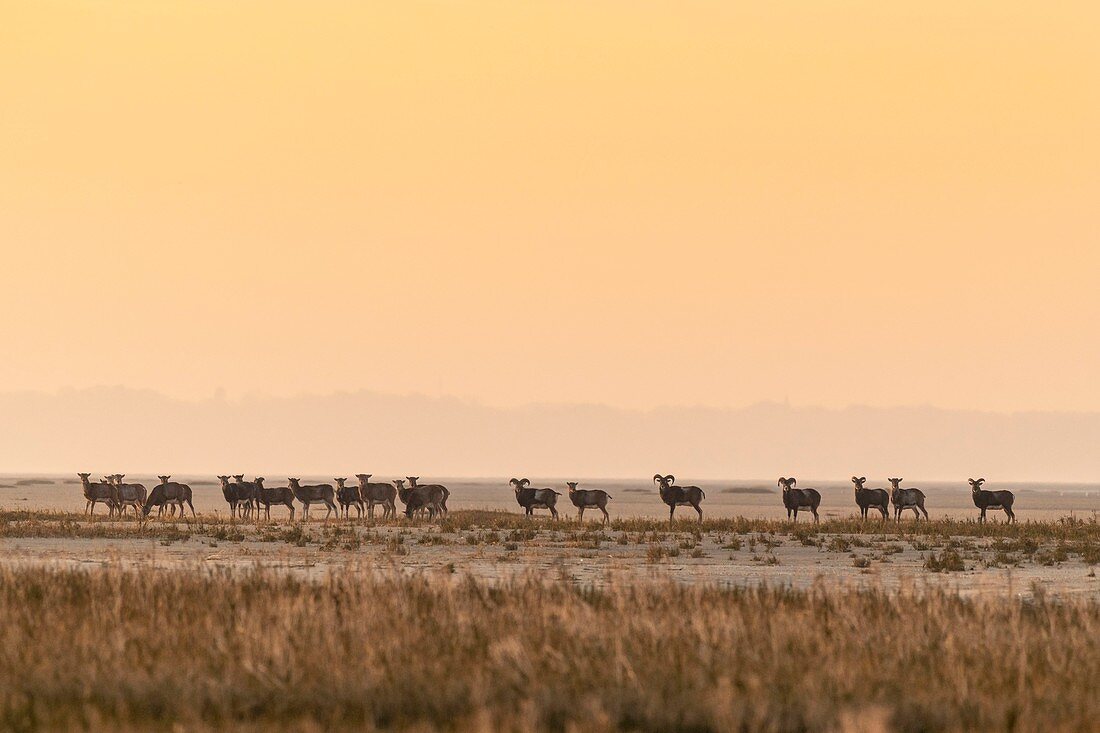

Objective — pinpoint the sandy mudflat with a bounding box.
[2,517,1097,599]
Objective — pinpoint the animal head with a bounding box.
[778,477,796,491]
[509,478,531,491]
[567,481,578,492]
[287,478,301,487]
[334,478,347,488]
[356,473,371,482]
[217,475,231,486]
[254,477,265,487]
[653,474,675,488]
[116,474,125,482]
[968,478,986,491]
[158,476,171,484]
[233,474,245,483]
[102,475,113,485]
[392,479,406,489]
[77,473,91,481]
[887,478,903,490]
[851,476,867,491]
[406,476,420,486]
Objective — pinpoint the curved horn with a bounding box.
[860,476,866,482]
[509,478,518,486]
[520,478,531,487]
[788,477,797,487]
[665,474,675,486]
[778,477,786,487]
[653,474,663,485]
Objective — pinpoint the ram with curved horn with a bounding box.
[778,477,821,523]
[653,473,705,525]
[969,478,1015,524]
[851,476,889,521]
[510,477,560,519]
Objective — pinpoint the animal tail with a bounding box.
[700,489,706,499]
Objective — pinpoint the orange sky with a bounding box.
[2,1,1099,411]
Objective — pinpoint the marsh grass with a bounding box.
[1,565,1096,731]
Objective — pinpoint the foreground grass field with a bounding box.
[0,564,1096,732]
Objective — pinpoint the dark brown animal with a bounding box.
[109,474,146,518]
[334,478,364,518]
[406,477,449,515]
[510,478,560,519]
[851,476,888,521]
[566,481,611,524]
[254,477,296,522]
[78,473,114,515]
[232,475,258,519]
[653,474,705,524]
[778,477,820,523]
[403,484,445,519]
[969,478,1015,523]
[287,478,338,521]
[142,476,196,518]
[219,475,246,518]
[887,478,929,522]
[355,474,397,519]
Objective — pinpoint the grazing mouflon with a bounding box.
[406,477,449,515]
[778,477,821,523]
[142,476,196,518]
[969,478,1015,524]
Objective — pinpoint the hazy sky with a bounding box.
[3,2,1098,411]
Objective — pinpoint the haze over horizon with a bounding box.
[4,385,1100,482]
[4,2,1100,479]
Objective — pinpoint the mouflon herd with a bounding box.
[76,473,1017,524]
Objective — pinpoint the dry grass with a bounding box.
[0,566,1097,732]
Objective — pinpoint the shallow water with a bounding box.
[4,474,1099,522]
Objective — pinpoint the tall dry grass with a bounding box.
[0,565,1096,732]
